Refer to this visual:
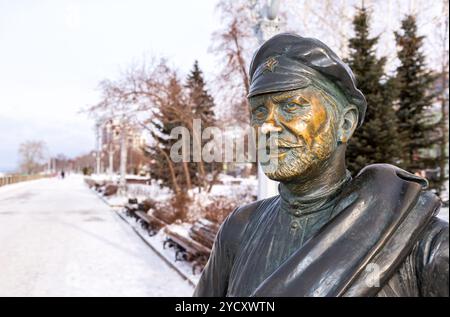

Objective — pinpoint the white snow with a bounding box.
[164,222,192,237]
[103,194,128,207]
[95,173,257,217]
[115,209,201,285]
[126,181,173,202]
[0,175,193,296]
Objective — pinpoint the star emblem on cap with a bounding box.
[263,56,278,72]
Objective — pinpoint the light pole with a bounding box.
[118,120,129,194]
[251,0,281,44]
[103,117,130,193]
[95,120,102,175]
[104,120,117,179]
[251,0,282,200]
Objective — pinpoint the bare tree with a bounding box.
[283,0,355,57]
[18,140,47,175]
[72,151,96,174]
[85,68,148,189]
[54,154,69,172]
[85,59,213,193]
[210,0,258,126]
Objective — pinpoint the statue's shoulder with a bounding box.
[218,196,279,248]
[356,163,428,190]
[354,163,441,221]
[228,195,278,224]
[357,163,429,189]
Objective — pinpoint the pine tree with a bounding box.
[144,63,222,192]
[185,61,221,178]
[345,7,401,175]
[145,75,194,192]
[186,61,216,127]
[394,15,443,191]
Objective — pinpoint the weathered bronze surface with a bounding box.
[193,33,449,297]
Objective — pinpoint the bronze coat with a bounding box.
[193,164,449,297]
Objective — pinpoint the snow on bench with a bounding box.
[163,223,211,274]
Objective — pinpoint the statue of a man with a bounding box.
[194,33,448,297]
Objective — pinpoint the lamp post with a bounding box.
[103,117,130,193]
[104,120,117,178]
[118,120,129,194]
[251,0,281,44]
[251,0,282,200]
[95,120,102,175]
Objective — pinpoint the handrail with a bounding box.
[0,174,50,187]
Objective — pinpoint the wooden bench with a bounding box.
[124,198,139,218]
[103,184,118,196]
[189,218,220,249]
[125,177,151,185]
[164,223,212,274]
[135,210,168,236]
[84,178,96,188]
[124,199,220,274]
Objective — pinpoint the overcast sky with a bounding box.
[0,0,221,173]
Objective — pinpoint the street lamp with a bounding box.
[266,0,280,20]
[251,0,283,200]
[95,120,103,175]
[104,117,131,194]
[118,121,130,194]
[104,119,118,178]
[251,0,282,44]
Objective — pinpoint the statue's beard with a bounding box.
[261,127,337,182]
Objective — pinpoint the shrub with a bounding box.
[202,196,236,225]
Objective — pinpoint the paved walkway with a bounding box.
[0,175,193,296]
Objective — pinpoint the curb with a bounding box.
[90,187,196,288]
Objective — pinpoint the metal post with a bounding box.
[119,121,128,194]
[105,120,115,178]
[95,121,102,175]
[251,0,282,200]
[108,147,114,177]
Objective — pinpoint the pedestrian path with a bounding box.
[0,175,193,296]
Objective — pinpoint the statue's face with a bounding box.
[249,87,339,182]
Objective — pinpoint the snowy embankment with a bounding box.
[114,209,200,286]
[87,173,257,283]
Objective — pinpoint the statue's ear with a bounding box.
[338,105,358,144]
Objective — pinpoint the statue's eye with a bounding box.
[252,105,267,120]
[282,102,302,113]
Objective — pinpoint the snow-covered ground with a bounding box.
[115,210,201,285]
[0,175,193,296]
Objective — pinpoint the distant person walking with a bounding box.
[60,170,65,179]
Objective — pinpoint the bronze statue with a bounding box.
[194,33,448,297]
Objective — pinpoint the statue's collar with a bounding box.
[278,170,352,217]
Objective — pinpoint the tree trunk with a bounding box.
[159,147,181,194]
[182,161,192,191]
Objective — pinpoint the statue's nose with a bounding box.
[261,122,282,134]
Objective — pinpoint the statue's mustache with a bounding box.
[258,138,304,151]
